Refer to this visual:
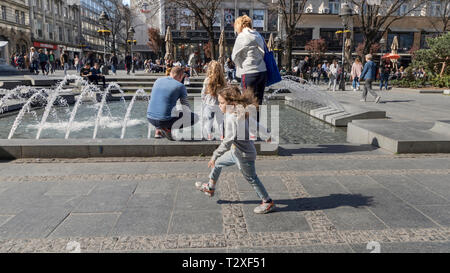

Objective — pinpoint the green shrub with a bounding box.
[431,75,450,88]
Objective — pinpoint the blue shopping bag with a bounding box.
[261,35,282,86]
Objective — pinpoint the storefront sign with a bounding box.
[253,10,265,28]
[33,42,58,50]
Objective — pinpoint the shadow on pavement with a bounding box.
[278,144,380,155]
[379,100,415,104]
[217,193,374,212]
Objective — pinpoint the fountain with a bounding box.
[121,89,147,139]
[7,90,47,139]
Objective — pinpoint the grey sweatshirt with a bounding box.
[231,28,266,78]
[212,112,270,162]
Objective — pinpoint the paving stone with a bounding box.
[0,182,54,214]
[126,193,175,209]
[48,213,120,238]
[404,174,450,201]
[134,179,180,194]
[235,176,288,193]
[415,205,450,226]
[295,176,385,230]
[230,244,354,253]
[0,207,72,239]
[45,181,99,196]
[350,241,450,253]
[0,215,14,227]
[336,176,438,229]
[168,210,223,235]
[175,186,222,211]
[109,209,172,237]
[239,192,310,233]
[73,181,137,213]
[368,174,449,206]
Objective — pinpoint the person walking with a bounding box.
[195,85,275,214]
[188,51,199,77]
[232,15,267,106]
[38,49,49,75]
[47,51,55,74]
[379,58,392,91]
[351,57,363,91]
[60,50,69,76]
[360,54,381,103]
[327,60,339,91]
[125,53,132,75]
[110,53,118,75]
[29,47,39,74]
[312,64,321,85]
[74,55,81,74]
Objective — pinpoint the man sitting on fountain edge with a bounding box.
[147,66,198,140]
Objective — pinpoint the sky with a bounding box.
[123,0,130,5]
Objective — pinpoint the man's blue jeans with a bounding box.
[352,77,360,89]
[209,150,270,201]
[380,74,389,90]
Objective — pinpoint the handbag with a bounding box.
[260,34,282,86]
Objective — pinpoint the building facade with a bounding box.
[0,0,32,64]
[28,0,82,61]
[124,1,449,65]
[285,0,449,66]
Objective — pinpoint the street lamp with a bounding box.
[274,36,283,71]
[98,11,110,75]
[339,2,353,91]
[127,27,136,73]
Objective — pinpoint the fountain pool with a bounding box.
[0,99,347,144]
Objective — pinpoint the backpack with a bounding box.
[260,34,281,86]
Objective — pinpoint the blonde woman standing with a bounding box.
[351,57,363,91]
[231,15,267,105]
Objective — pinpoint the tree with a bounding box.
[264,0,308,71]
[427,0,450,33]
[167,0,222,60]
[305,38,327,66]
[147,27,163,58]
[98,0,159,55]
[349,0,428,57]
[412,32,450,77]
[356,41,381,59]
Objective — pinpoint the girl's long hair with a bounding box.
[218,86,258,119]
[205,60,226,97]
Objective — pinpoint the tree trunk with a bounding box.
[208,34,215,61]
[441,61,447,78]
[285,36,293,72]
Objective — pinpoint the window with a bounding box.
[15,10,20,24]
[292,28,313,49]
[320,28,343,51]
[268,9,278,31]
[253,10,265,31]
[1,6,6,21]
[431,1,442,17]
[329,0,341,15]
[397,4,408,16]
[224,9,235,30]
[388,32,414,52]
[21,12,25,25]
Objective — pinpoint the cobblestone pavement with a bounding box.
[1,152,450,253]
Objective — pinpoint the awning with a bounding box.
[0,41,8,48]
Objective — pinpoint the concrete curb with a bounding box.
[0,139,278,159]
